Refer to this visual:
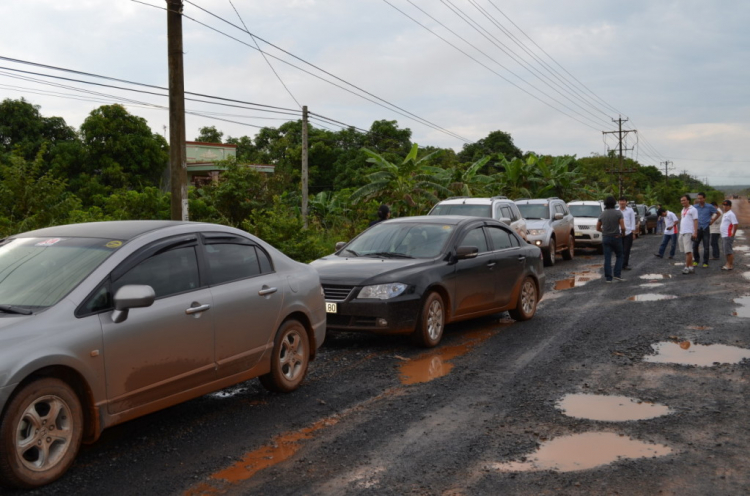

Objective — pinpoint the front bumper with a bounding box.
[574,229,602,246]
[526,233,549,250]
[324,293,422,335]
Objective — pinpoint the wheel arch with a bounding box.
[281,311,317,361]
[423,283,452,322]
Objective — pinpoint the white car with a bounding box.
[428,196,528,240]
[567,200,605,253]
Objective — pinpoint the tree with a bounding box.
[457,130,522,167]
[195,125,223,143]
[0,98,77,163]
[431,156,492,197]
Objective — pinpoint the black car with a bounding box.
[310,216,545,347]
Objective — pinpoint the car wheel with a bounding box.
[562,235,574,260]
[413,292,445,348]
[509,277,538,321]
[0,378,83,489]
[259,320,309,393]
[543,238,556,266]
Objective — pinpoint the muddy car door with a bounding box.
[485,225,525,307]
[452,226,496,316]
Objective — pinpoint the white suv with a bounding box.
[567,200,605,253]
[428,196,528,240]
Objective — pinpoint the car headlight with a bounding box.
[358,283,408,299]
[528,229,546,236]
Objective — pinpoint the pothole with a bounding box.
[554,271,602,290]
[673,262,684,266]
[639,283,665,288]
[734,245,749,251]
[556,394,672,421]
[491,432,672,472]
[732,295,750,318]
[628,294,678,301]
[742,271,750,281]
[644,341,750,366]
[687,325,713,331]
[639,274,672,280]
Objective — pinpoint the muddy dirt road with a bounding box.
[16,200,750,496]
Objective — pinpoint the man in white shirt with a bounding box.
[679,194,699,274]
[618,197,636,270]
[720,200,739,271]
[655,208,679,258]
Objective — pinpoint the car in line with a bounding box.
[0,221,326,489]
[427,196,528,240]
[515,197,575,266]
[567,200,605,253]
[311,215,545,348]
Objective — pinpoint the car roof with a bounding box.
[436,197,512,205]
[568,201,603,205]
[383,215,494,226]
[515,198,559,204]
[14,220,196,240]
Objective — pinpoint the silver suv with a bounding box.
[568,200,605,253]
[428,196,528,240]
[515,197,575,266]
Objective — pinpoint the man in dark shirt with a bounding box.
[596,196,626,282]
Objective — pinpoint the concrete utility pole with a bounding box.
[602,116,637,198]
[301,105,309,229]
[660,160,674,184]
[167,0,188,221]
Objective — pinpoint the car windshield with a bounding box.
[517,204,549,219]
[342,223,454,259]
[429,204,492,218]
[569,205,602,218]
[0,237,120,311]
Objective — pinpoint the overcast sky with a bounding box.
[1,0,748,185]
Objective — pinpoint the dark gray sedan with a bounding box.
[0,221,326,489]
[311,216,545,348]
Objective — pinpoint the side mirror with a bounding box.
[112,285,155,324]
[335,241,347,251]
[554,212,564,220]
[499,217,512,225]
[455,246,479,260]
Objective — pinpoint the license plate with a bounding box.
[575,231,583,237]
[325,302,337,313]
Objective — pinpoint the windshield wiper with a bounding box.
[0,304,33,315]
[368,252,414,259]
[343,248,359,257]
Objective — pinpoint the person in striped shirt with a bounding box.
[720,200,739,271]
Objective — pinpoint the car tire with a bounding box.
[0,378,83,489]
[259,319,309,393]
[543,238,556,266]
[413,292,445,348]
[562,235,574,260]
[509,277,538,321]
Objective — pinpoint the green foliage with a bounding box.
[195,125,223,143]
[457,130,522,168]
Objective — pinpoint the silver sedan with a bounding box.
[0,220,326,489]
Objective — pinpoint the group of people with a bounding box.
[597,193,740,282]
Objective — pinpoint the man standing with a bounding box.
[655,208,679,259]
[692,192,720,268]
[709,201,722,260]
[720,200,739,271]
[597,196,626,282]
[656,203,665,234]
[618,197,636,270]
[680,194,699,275]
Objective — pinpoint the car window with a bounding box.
[205,243,262,285]
[429,204,492,218]
[555,204,565,215]
[258,247,273,273]
[459,227,489,253]
[112,246,200,299]
[344,222,454,259]
[516,204,549,219]
[500,206,512,220]
[487,226,513,250]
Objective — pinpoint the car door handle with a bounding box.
[185,304,211,315]
[517,256,526,263]
[258,286,278,296]
[486,261,496,268]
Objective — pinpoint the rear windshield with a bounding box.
[516,204,549,219]
[569,205,602,218]
[429,204,492,218]
[0,237,120,311]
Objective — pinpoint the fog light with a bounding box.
[376,318,388,327]
[593,234,600,239]
[535,240,542,246]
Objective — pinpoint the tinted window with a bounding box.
[113,246,200,299]
[205,243,262,284]
[569,205,603,218]
[487,227,513,250]
[555,204,565,214]
[500,206,512,220]
[344,222,454,259]
[430,204,492,218]
[460,228,488,253]
[517,204,549,219]
[258,247,273,273]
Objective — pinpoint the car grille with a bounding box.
[322,284,355,301]
[578,225,595,230]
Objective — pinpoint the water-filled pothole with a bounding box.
[639,283,665,288]
[491,432,672,472]
[554,271,602,290]
[732,295,750,318]
[628,294,677,301]
[639,274,672,280]
[742,271,750,281]
[556,394,671,422]
[734,245,749,252]
[673,262,684,266]
[644,341,750,366]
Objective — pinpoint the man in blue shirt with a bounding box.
[692,192,720,268]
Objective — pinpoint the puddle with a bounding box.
[734,245,749,251]
[491,432,672,472]
[742,271,750,281]
[540,292,565,302]
[399,328,503,385]
[556,394,672,422]
[554,271,602,290]
[673,262,684,266]
[644,341,750,366]
[639,274,672,280]
[639,283,665,288]
[584,264,604,269]
[732,295,750,318]
[628,294,677,302]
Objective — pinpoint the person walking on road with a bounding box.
[692,192,720,268]
[720,200,739,271]
[618,197,636,270]
[597,196,626,282]
[709,201,722,260]
[655,208,679,259]
[680,194,699,274]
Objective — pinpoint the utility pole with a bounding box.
[301,105,309,229]
[660,160,673,184]
[602,116,637,198]
[167,0,188,221]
